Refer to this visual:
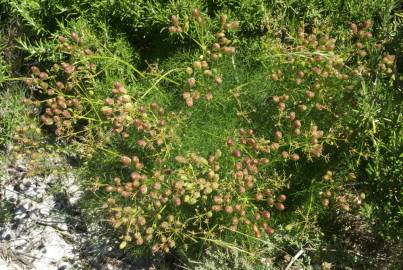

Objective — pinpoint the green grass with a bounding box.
[0,85,34,147]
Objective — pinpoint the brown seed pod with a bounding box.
[232,150,241,158]
[193,61,202,69]
[203,69,213,77]
[267,197,274,206]
[275,202,285,211]
[245,181,254,189]
[212,205,222,212]
[277,194,287,202]
[31,66,40,75]
[227,21,240,30]
[288,112,296,121]
[290,153,300,161]
[173,197,181,206]
[205,91,213,101]
[272,95,280,103]
[260,158,269,164]
[214,76,223,85]
[121,191,130,198]
[25,79,34,87]
[270,142,280,151]
[306,90,315,99]
[323,190,332,198]
[192,8,201,18]
[358,50,368,57]
[274,131,282,142]
[298,104,307,112]
[139,184,148,194]
[171,15,179,26]
[262,211,270,220]
[315,103,324,111]
[58,36,66,43]
[188,77,196,87]
[84,48,93,55]
[255,193,263,201]
[185,97,193,107]
[226,138,234,146]
[278,102,286,111]
[311,144,323,157]
[105,186,114,192]
[363,19,373,29]
[225,205,233,213]
[211,53,220,60]
[39,72,48,80]
[120,156,131,166]
[264,226,274,235]
[71,31,79,42]
[350,23,358,33]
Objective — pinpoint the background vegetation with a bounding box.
[0,0,402,269]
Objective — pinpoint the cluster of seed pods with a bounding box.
[319,170,367,211]
[40,95,83,136]
[101,82,174,150]
[169,11,239,107]
[101,134,295,253]
[12,124,41,150]
[25,31,98,137]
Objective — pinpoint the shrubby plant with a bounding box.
[1,1,400,268]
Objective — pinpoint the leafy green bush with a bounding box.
[1,0,401,268]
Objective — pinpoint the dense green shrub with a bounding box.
[1,0,401,268]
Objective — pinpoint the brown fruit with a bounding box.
[264,226,274,235]
[288,112,296,121]
[39,72,48,80]
[185,97,193,107]
[31,66,40,75]
[188,77,196,87]
[363,20,373,29]
[350,23,358,33]
[277,194,287,202]
[192,8,201,18]
[171,15,179,26]
[226,138,234,146]
[232,150,241,158]
[105,186,114,192]
[214,76,223,85]
[120,156,131,166]
[71,31,79,42]
[225,205,234,213]
[255,193,263,201]
[274,131,282,142]
[205,91,213,101]
[275,202,285,211]
[58,36,66,43]
[298,104,307,112]
[262,211,270,220]
[281,151,289,159]
[306,90,315,99]
[321,198,329,208]
[290,153,300,161]
[227,21,239,29]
